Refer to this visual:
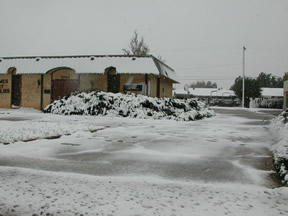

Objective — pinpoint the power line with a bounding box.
[177,75,258,79]
[178,75,236,77]
[177,75,236,79]
[177,78,235,81]
[176,64,241,70]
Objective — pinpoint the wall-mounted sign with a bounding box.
[0,88,9,93]
[0,79,10,93]
[123,84,142,91]
[0,79,8,84]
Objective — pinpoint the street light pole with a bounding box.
[242,46,246,108]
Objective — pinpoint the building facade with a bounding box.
[0,55,177,110]
[249,88,283,109]
[284,80,288,111]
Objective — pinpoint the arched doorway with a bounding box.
[48,67,79,101]
[8,67,21,107]
[105,67,120,93]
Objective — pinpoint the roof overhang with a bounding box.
[0,55,178,82]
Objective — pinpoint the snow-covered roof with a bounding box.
[261,88,283,97]
[174,87,284,98]
[0,55,178,82]
[174,88,235,97]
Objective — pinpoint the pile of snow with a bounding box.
[44,91,214,121]
[269,112,288,184]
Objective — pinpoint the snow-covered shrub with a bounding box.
[44,91,214,121]
[269,111,288,185]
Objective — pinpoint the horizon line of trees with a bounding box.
[256,72,288,88]
[185,81,218,89]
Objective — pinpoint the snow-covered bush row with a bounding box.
[44,91,215,121]
[269,112,288,185]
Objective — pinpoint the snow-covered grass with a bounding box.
[44,91,214,121]
[0,108,105,145]
[269,111,288,184]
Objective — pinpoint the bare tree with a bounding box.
[157,55,166,63]
[122,30,150,55]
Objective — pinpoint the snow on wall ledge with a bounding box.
[44,91,215,121]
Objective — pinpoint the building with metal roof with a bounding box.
[0,55,177,109]
[173,88,240,107]
[249,88,284,109]
[173,88,236,98]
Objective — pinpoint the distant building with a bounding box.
[249,88,283,109]
[173,88,240,106]
[0,55,177,109]
[284,81,288,111]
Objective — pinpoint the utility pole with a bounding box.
[242,46,246,108]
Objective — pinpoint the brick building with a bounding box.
[0,55,177,109]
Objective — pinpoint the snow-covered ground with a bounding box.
[0,107,288,216]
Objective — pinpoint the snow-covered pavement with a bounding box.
[0,107,288,216]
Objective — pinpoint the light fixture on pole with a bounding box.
[242,46,246,108]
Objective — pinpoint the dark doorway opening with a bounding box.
[157,77,160,98]
[52,79,79,101]
[108,74,120,93]
[106,67,120,93]
[11,75,21,107]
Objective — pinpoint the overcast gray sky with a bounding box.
[0,0,287,88]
